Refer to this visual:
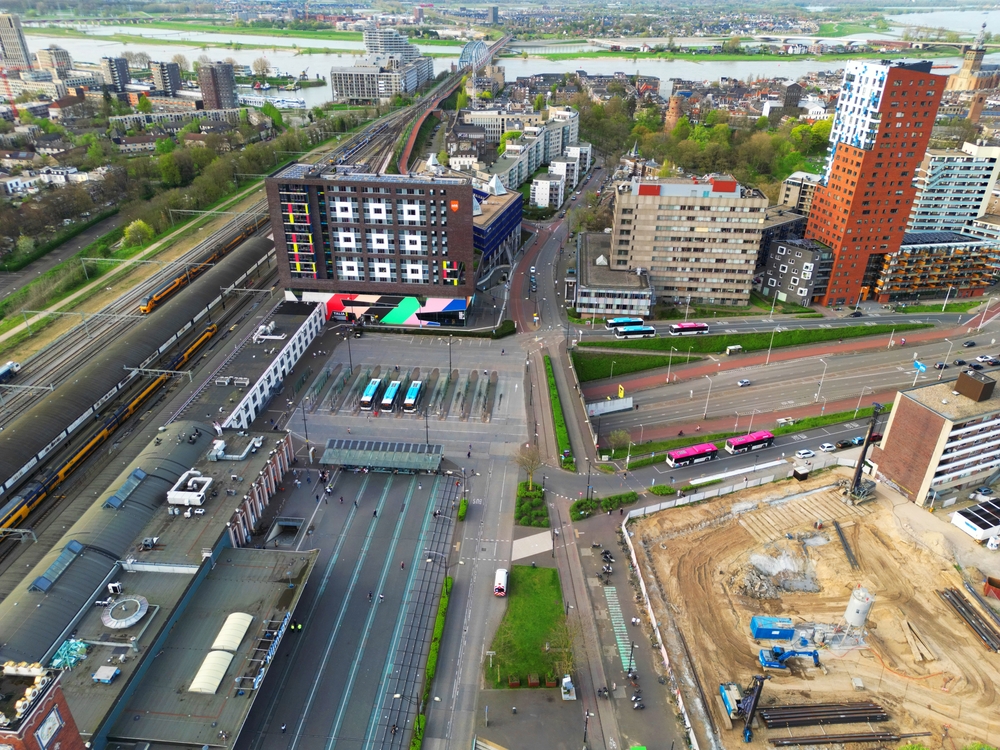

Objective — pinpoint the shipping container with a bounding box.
[750,615,794,640]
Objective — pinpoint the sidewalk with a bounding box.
[581,317,994,401]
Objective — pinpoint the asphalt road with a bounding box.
[0,212,123,299]
[593,338,1000,435]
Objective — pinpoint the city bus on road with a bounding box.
[403,381,423,413]
[666,442,719,468]
[381,380,402,412]
[614,325,657,340]
[725,431,775,455]
[605,317,644,331]
[360,378,383,411]
[668,322,710,336]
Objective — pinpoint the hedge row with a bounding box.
[647,484,678,496]
[570,491,638,521]
[543,355,575,470]
[515,481,549,527]
[411,575,452,749]
[458,497,468,521]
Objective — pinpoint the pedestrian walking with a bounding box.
[368,591,373,602]
[373,509,378,518]
[467,451,471,458]
[379,593,384,603]
[281,724,287,734]
[501,349,504,355]
[340,496,344,504]
[316,494,320,503]
[391,724,398,736]
[354,499,358,508]
[347,428,351,434]
[401,561,405,570]
[620,507,624,516]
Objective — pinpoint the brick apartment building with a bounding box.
[805,61,945,307]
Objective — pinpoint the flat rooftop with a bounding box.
[102,548,317,748]
[901,231,983,246]
[577,233,649,290]
[903,377,1000,422]
[271,163,469,184]
[473,188,520,227]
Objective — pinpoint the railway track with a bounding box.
[0,199,270,429]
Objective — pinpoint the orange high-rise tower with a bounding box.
[805,61,945,307]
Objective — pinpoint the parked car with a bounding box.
[819,443,836,452]
[963,340,977,347]
[737,379,751,387]
[848,311,863,318]
[976,486,995,496]
[850,436,865,446]
[871,433,883,442]
[795,449,815,459]
[836,440,853,449]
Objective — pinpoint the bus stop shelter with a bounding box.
[319,439,443,473]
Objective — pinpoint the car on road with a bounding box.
[976,355,992,363]
[529,266,536,274]
[836,440,853,449]
[954,359,967,366]
[819,443,836,452]
[850,436,865,446]
[795,449,815,459]
[737,379,751,387]
[969,363,984,370]
[989,358,1000,366]
[934,362,949,370]
[848,311,863,317]
[963,340,977,347]
[871,433,883,442]
[559,211,566,217]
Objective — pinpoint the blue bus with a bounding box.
[605,317,644,331]
[381,380,402,412]
[360,378,383,411]
[403,381,423,413]
[614,325,657,339]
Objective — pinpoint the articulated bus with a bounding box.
[668,322,710,336]
[725,431,775,455]
[665,442,718,468]
[381,380,402,412]
[403,381,423,413]
[360,378,383,411]
[614,325,657,340]
[605,317,644,331]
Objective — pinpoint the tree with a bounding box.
[123,219,154,247]
[171,53,189,72]
[252,56,271,77]
[16,235,34,255]
[135,94,153,114]
[515,445,543,490]
[722,35,741,53]
[437,149,449,166]
[608,429,630,453]
[155,136,175,154]
[497,130,521,155]
[533,92,546,111]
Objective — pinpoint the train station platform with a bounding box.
[319,439,444,472]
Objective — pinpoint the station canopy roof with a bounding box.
[320,439,443,472]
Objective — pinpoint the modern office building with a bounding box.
[610,176,767,306]
[460,107,545,142]
[329,55,433,103]
[0,13,32,72]
[362,25,420,62]
[778,171,822,214]
[908,141,1000,232]
[757,206,809,269]
[804,60,945,307]
[571,232,655,318]
[100,56,130,93]
[151,60,182,95]
[488,5,499,24]
[198,62,237,110]
[760,238,833,305]
[35,46,72,74]
[264,165,476,326]
[871,371,1000,507]
[472,177,523,273]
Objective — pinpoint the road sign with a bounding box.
[914,360,927,373]
[618,384,625,398]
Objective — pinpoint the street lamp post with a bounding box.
[344,331,354,372]
[747,408,760,435]
[639,423,644,445]
[819,396,827,416]
[769,290,778,319]
[703,374,713,419]
[448,334,453,373]
[942,284,954,312]
[765,326,778,366]
[666,347,677,383]
[815,359,828,401]
[586,459,592,502]
[301,397,310,449]
[978,297,996,333]
[854,386,874,418]
[939,339,954,380]
[627,641,636,674]
[610,360,617,381]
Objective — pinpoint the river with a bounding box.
[23,32,984,110]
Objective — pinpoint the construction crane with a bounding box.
[758,646,821,670]
[719,675,770,743]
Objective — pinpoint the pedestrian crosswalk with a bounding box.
[603,586,637,672]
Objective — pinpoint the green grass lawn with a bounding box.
[749,290,813,314]
[486,566,571,687]
[895,301,982,314]
[577,323,931,355]
[571,350,702,382]
[817,21,879,36]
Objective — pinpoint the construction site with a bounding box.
[632,467,1000,749]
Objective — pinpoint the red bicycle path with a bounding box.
[580,313,1000,446]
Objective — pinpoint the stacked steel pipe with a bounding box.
[939,587,1000,651]
[759,701,887,729]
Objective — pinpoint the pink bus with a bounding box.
[725,431,775,455]
[666,442,718,468]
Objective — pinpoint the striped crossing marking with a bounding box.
[603,586,636,672]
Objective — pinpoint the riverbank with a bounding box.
[511,46,968,62]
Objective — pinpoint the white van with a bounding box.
[725,345,743,355]
[494,568,508,597]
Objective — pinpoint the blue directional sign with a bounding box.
[914,360,927,373]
